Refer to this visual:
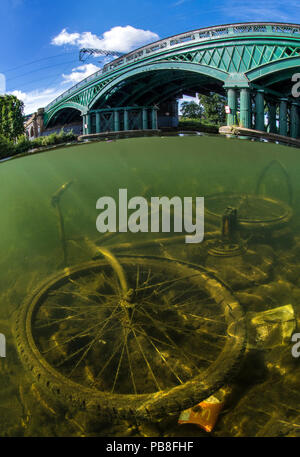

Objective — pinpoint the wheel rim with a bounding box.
[14,255,246,420]
[206,193,292,231]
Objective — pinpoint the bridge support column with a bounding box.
[279,98,288,136]
[151,108,158,130]
[226,88,237,126]
[82,115,87,134]
[114,111,120,131]
[290,103,299,138]
[96,112,101,133]
[86,113,91,134]
[268,102,277,133]
[240,88,251,129]
[255,90,265,131]
[142,108,148,129]
[124,109,129,130]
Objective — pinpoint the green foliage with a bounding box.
[181,101,203,119]
[178,118,219,133]
[180,93,226,127]
[31,129,77,148]
[197,93,226,126]
[32,136,44,147]
[0,129,78,159]
[0,95,25,141]
[14,135,31,154]
[0,134,14,157]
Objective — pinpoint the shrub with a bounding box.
[15,135,31,154]
[43,133,59,145]
[31,136,44,147]
[0,134,14,158]
[179,118,219,133]
[65,129,77,141]
[0,128,78,159]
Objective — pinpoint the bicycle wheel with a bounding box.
[206,193,292,231]
[14,255,246,421]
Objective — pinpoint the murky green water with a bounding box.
[1,135,300,436]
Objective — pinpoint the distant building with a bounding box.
[24,107,82,139]
[24,108,44,139]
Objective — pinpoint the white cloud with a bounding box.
[11,66,100,114]
[10,87,69,115]
[52,25,159,53]
[51,28,80,46]
[12,25,159,115]
[62,63,100,84]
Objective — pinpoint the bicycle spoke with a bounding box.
[125,337,137,394]
[138,326,184,385]
[136,307,204,370]
[132,327,161,391]
[111,333,127,393]
[68,305,121,376]
[44,308,122,357]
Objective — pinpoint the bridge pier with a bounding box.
[96,112,101,133]
[279,98,288,136]
[226,87,266,131]
[224,84,300,140]
[255,90,265,131]
[268,101,277,134]
[240,88,251,129]
[82,107,158,135]
[142,108,148,129]
[82,114,87,135]
[151,108,158,130]
[226,88,237,126]
[114,111,120,131]
[291,102,299,139]
[87,113,92,135]
[124,109,129,130]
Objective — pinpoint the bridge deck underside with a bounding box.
[91,70,224,109]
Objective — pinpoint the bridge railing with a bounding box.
[45,22,300,111]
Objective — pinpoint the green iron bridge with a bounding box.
[43,22,300,138]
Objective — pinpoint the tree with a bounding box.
[0,95,25,141]
[181,101,203,119]
[198,93,226,125]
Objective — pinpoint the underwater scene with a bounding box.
[1,134,300,437]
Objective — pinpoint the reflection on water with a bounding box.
[1,135,300,437]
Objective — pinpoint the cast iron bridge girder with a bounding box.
[44,22,300,128]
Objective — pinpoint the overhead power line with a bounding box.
[79,48,124,62]
[2,51,78,74]
[7,59,78,82]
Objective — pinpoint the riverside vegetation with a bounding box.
[0,129,78,159]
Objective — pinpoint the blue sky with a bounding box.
[1,0,300,113]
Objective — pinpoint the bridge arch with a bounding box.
[88,62,228,110]
[45,102,85,128]
[247,56,300,82]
